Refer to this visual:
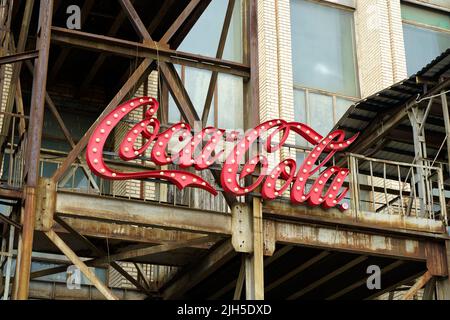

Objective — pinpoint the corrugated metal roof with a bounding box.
[335,48,450,171]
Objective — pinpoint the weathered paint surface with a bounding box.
[55,191,232,236]
[55,191,448,267]
[53,217,210,248]
[274,221,433,261]
[264,200,446,235]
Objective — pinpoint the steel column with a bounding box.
[408,104,431,218]
[16,0,53,300]
[441,90,450,170]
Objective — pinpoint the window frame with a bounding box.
[291,0,361,98]
[400,1,450,75]
[293,85,359,135]
[401,1,450,34]
[305,0,356,11]
[290,0,360,143]
[402,0,450,14]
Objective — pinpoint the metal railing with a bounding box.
[347,153,447,223]
[36,149,233,214]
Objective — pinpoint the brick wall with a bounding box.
[257,0,296,166]
[354,0,407,97]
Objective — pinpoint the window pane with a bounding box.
[168,65,182,123]
[223,0,243,62]
[309,93,333,136]
[291,0,359,97]
[184,67,212,119]
[401,3,450,30]
[336,97,354,123]
[177,0,243,62]
[217,73,243,130]
[206,94,215,127]
[168,93,181,124]
[294,89,307,146]
[403,23,450,75]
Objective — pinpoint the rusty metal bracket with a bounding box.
[263,220,275,256]
[231,203,252,253]
[35,178,56,231]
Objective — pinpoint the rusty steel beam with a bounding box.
[0,50,38,65]
[246,0,260,131]
[44,229,118,300]
[91,235,217,266]
[0,212,21,230]
[54,191,449,263]
[263,200,446,237]
[28,251,157,282]
[365,271,426,300]
[0,0,34,165]
[54,0,239,209]
[233,256,245,300]
[50,27,250,78]
[159,62,198,125]
[51,58,152,183]
[52,217,208,246]
[55,191,232,236]
[326,260,405,300]
[31,235,217,282]
[209,246,293,299]
[274,220,445,262]
[165,0,212,49]
[423,276,437,300]
[134,262,152,291]
[113,0,237,208]
[47,0,95,83]
[163,240,236,299]
[265,251,330,293]
[79,0,133,95]
[146,0,176,35]
[160,0,203,45]
[287,255,369,299]
[95,0,151,98]
[0,187,22,200]
[201,0,235,126]
[159,75,169,124]
[14,78,26,135]
[250,197,264,300]
[25,60,99,190]
[30,265,67,280]
[16,0,53,300]
[403,270,432,300]
[53,216,152,294]
[27,280,147,300]
[118,0,150,42]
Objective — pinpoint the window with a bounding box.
[291,0,359,144]
[401,3,450,75]
[168,0,244,130]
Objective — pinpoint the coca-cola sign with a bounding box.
[86,97,358,210]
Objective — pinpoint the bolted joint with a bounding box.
[231,203,253,253]
[35,178,56,231]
